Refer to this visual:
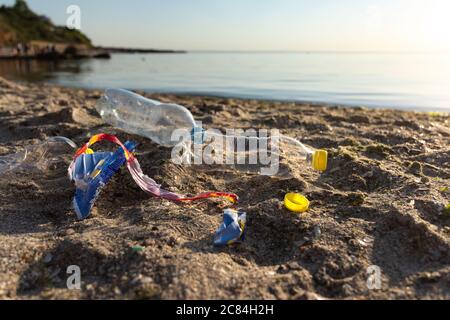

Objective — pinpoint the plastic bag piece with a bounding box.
[213,209,246,246]
[70,140,137,220]
[0,136,77,175]
[70,152,114,190]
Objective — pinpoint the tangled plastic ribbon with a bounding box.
[69,133,238,217]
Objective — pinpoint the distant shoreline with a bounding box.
[97,47,187,54]
[0,47,186,60]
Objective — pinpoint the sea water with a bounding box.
[0,52,449,112]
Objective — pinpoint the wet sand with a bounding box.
[0,76,449,299]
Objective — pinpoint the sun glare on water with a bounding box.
[375,0,450,53]
[420,1,450,52]
[409,0,450,98]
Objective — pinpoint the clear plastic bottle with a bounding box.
[96,88,197,146]
[0,136,77,175]
[0,151,27,174]
[96,89,327,175]
[177,131,327,176]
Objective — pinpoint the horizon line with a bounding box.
[186,49,448,54]
[96,46,449,54]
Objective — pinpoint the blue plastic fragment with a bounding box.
[72,141,137,220]
[213,209,246,246]
[191,126,206,145]
[73,152,113,185]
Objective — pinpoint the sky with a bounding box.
[1,0,449,52]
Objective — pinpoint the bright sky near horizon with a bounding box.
[1,0,450,52]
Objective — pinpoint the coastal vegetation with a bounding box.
[0,0,91,47]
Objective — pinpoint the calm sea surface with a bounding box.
[1,52,449,112]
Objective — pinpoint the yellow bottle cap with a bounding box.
[284,193,309,213]
[312,149,328,171]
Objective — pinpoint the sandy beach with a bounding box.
[0,76,449,299]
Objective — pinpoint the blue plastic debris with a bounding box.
[214,209,246,246]
[70,141,137,220]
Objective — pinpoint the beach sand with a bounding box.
[0,76,449,299]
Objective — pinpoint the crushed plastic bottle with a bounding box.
[96,89,327,175]
[0,136,77,175]
[0,151,27,174]
[96,88,196,146]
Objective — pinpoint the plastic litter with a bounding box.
[0,136,77,175]
[69,139,138,220]
[0,151,27,174]
[213,209,246,246]
[69,133,238,219]
[96,88,196,146]
[96,89,328,175]
[284,193,309,213]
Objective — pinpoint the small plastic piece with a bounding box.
[284,193,309,213]
[214,209,246,246]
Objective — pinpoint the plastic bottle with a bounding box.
[96,88,196,146]
[95,89,327,174]
[0,136,77,175]
[0,151,27,175]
